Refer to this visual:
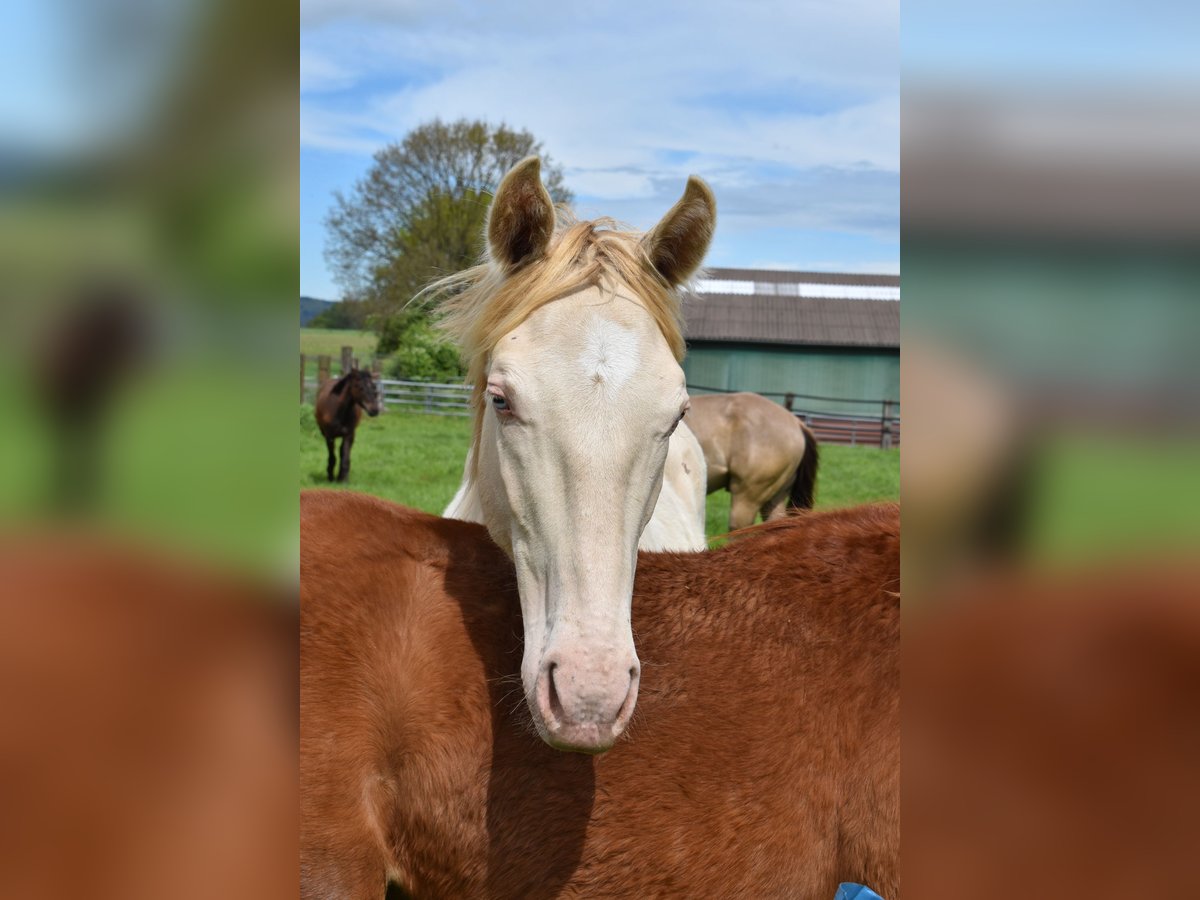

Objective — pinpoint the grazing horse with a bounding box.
[429,157,716,752]
[685,391,820,530]
[300,490,900,899]
[314,368,381,483]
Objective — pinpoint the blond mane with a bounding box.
[422,214,688,462]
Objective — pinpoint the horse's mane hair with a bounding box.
[329,369,370,396]
[329,371,351,395]
[419,213,687,461]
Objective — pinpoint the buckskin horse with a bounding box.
[314,368,381,483]
[685,391,820,530]
[300,490,900,899]
[428,157,716,752]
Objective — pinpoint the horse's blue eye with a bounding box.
[492,395,509,411]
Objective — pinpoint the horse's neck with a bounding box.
[334,383,357,418]
[640,424,707,552]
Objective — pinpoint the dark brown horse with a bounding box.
[35,280,152,511]
[314,369,381,483]
[300,491,899,899]
[685,391,820,530]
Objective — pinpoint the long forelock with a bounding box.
[420,214,687,467]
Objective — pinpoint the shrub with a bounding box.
[377,310,465,383]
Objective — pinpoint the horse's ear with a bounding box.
[487,157,556,271]
[642,176,716,286]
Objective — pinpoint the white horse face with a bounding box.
[475,288,688,752]
[473,157,715,753]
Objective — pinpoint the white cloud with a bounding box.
[301,0,445,27]
[567,170,657,200]
[302,0,898,167]
[300,51,357,94]
[301,0,898,268]
[300,104,390,154]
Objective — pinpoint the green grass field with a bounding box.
[300,327,378,359]
[0,363,296,578]
[300,328,378,381]
[301,405,900,541]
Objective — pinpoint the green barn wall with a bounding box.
[683,343,900,417]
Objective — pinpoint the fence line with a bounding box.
[687,383,899,448]
[686,382,899,409]
[300,350,899,445]
[379,379,472,416]
[303,375,473,416]
[793,410,901,449]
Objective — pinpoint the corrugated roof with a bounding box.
[682,292,900,349]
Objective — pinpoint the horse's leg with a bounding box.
[728,490,760,531]
[759,485,792,522]
[758,467,801,522]
[325,437,336,482]
[337,431,354,482]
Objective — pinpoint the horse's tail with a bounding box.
[788,421,820,511]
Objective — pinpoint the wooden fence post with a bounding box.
[341,345,353,374]
[317,355,331,388]
[371,357,385,410]
[783,392,794,411]
[881,400,894,450]
[300,354,306,403]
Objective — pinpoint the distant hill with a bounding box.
[300,296,335,326]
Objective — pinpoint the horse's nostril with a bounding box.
[546,662,565,721]
[616,667,639,725]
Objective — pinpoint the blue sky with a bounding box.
[4,0,1193,304]
[300,0,899,299]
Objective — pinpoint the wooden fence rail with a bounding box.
[794,411,901,449]
[378,380,473,416]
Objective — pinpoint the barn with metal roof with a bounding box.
[681,268,900,423]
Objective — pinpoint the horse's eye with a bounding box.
[491,394,510,412]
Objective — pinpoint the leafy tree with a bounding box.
[324,119,572,316]
[368,187,491,318]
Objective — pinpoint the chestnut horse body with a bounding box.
[0,537,297,899]
[685,391,820,530]
[300,491,900,899]
[314,369,381,483]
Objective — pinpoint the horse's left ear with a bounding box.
[488,157,556,271]
[642,176,716,286]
